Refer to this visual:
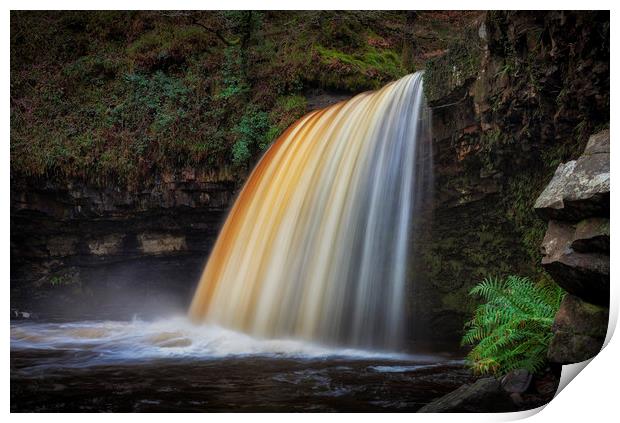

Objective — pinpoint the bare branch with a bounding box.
[190,17,238,47]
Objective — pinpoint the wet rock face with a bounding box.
[10,175,236,318]
[547,295,608,364]
[535,129,610,364]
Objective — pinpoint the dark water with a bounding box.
[11,318,473,412]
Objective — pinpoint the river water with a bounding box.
[11,316,472,412]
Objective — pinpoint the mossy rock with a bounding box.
[423,26,483,104]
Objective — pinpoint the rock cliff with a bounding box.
[11,174,235,318]
[412,11,609,344]
[534,129,610,364]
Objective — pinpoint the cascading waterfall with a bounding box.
[190,72,432,350]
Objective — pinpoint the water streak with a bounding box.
[190,72,432,349]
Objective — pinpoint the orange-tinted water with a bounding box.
[190,72,432,349]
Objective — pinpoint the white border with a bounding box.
[3,1,617,421]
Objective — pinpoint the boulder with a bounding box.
[583,129,610,155]
[547,294,608,364]
[540,220,609,305]
[534,130,609,221]
[418,377,516,413]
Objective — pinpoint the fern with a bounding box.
[462,275,565,376]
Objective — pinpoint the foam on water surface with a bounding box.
[11,317,450,368]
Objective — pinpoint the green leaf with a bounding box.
[461,274,565,376]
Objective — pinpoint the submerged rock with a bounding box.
[534,130,609,221]
[547,294,608,364]
[418,377,516,413]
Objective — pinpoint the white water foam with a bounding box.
[11,316,447,367]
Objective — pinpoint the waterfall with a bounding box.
[189,72,432,350]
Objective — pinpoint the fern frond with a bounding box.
[461,274,565,376]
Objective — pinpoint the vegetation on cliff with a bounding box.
[11,11,478,189]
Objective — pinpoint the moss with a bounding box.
[441,290,474,314]
[504,175,545,250]
[311,42,408,91]
[317,45,405,78]
[63,55,124,84]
